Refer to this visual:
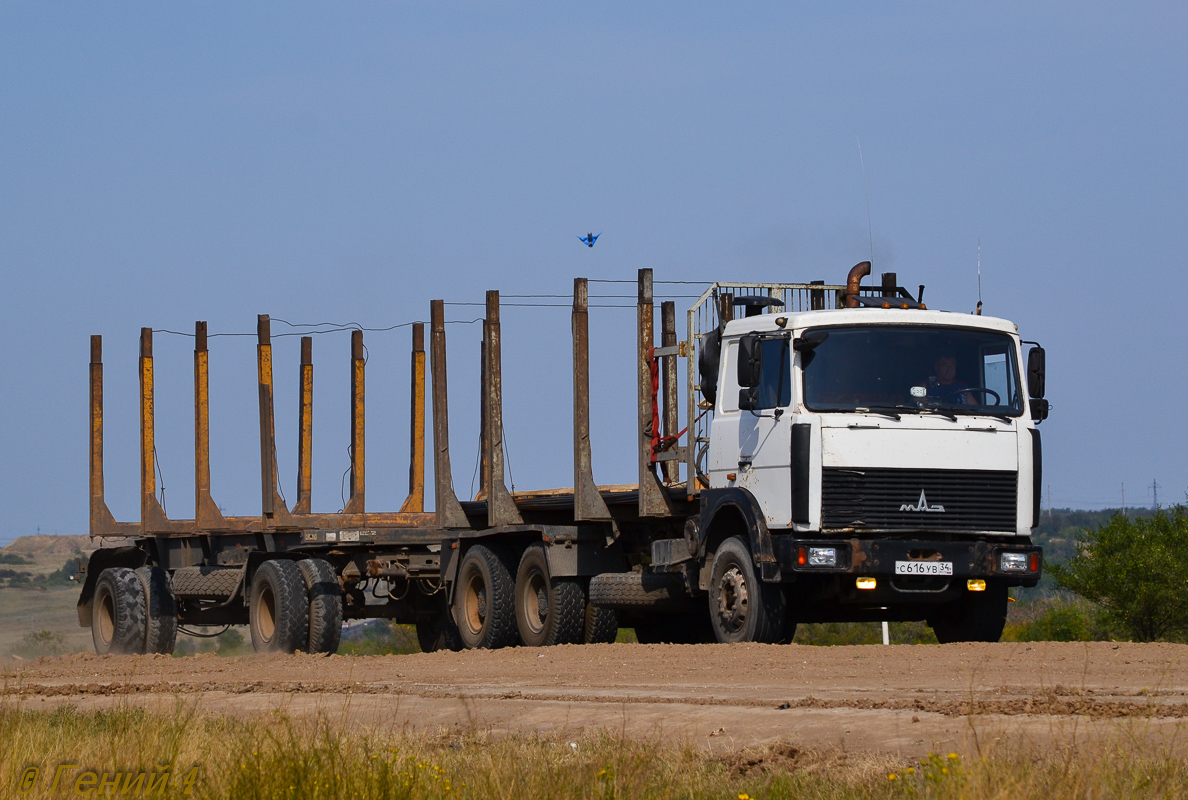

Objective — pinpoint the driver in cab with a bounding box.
[928,356,975,405]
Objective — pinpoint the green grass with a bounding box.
[2,704,1187,798]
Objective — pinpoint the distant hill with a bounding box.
[3,535,94,556]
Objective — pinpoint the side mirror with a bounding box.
[737,334,762,388]
[738,387,760,411]
[793,330,829,352]
[1030,398,1050,422]
[1026,346,1046,398]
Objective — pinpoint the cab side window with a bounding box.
[756,339,791,409]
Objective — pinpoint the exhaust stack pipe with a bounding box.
[845,261,872,308]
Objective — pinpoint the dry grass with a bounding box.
[2,702,1188,798]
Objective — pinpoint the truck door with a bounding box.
[737,337,793,527]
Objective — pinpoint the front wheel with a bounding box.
[707,536,787,644]
[929,581,1009,643]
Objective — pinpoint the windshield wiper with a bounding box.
[855,404,926,420]
[917,405,958,421]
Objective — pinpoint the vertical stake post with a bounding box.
[140,328,156,527]
[430,300,470,528]
[194,321,227,527]
[89,335,107,535]
[637,269,673,517]
[399,324,425,513]
[661,300,679,485]
[255,315,291,522]
[344,330,366,513]
[483,290,523,527]
[572,278,615,534]
[293,336,314,514]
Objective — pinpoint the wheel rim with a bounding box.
[463,573,488,635]
[96,588,115,647]
[256,584,277,642]
[716,566,749,634]
[520,568,549,636]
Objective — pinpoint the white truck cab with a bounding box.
[685,266,1047,643]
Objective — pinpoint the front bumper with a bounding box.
[773,536,1043,588]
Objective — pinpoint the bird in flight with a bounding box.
[577,232,601,248]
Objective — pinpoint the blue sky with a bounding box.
[1,3,1186,543]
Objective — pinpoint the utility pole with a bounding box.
[1151,479,1160,510]
[1047,485,1052,520]
[1122,482,1126,517]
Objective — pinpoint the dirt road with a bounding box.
[4,642,1187,757]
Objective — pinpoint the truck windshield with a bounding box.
[801,325,1023,416]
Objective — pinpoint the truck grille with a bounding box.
[821,468,1017,533]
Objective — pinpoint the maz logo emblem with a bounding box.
[900,490,945,513]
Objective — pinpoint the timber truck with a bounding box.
[78,262,1048,654]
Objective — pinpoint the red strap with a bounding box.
[649,347,661,462]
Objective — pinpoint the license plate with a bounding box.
[895,560,953,576]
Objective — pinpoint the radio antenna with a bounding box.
[977,240,983,304]
[856,136,874,264]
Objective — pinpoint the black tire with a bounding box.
[707,536,787,643]
[583,603,619,644]
[452,544,518,649]
[135,566,177,655]
[588,572,693,612]
[416,596,464,653]
[515,546,585,647]
[930,581,1009,643]
[297,559,343,655]
[249,560,309,653]
[92,567,147,655]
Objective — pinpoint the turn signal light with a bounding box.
[967,579,987,592]
[798,547,807,566]
[1030,552,1040,572]
[856,577,877,590]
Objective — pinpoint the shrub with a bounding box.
[1049,506,1188,642]
[11,630,66,658]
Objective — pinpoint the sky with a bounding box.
[1,3,1186,544]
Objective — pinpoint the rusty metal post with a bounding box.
[637,269,673,517]
[343,330,366,514]
[399,323,425,513]
[661,300,679,485]
[483,290,523,527]
[194,322,227,527]
[572,279,615,534]
[717,293,734,329]
[293,336,314,515]
[90,336,110,534]
[139,328,157,527]
[256,315,291,522]
[475,331,488,501]
[810,280,825,311]
[430,300,470,528]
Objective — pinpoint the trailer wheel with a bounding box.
[298,559,343,655]
[583,603,618,644]
[707,536,786,644]
[136,566,177,655]
[92,568,147,655]
[249,560,309,654]
[929,581,1009,643]
[515,546,584,647]
[416,596,463,653]
[453,545,518,649]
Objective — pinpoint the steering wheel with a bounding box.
[936,387,1000,405]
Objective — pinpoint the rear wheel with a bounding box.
[453,545,518,649]
[416,595,464,652]
[515,546,585,647]
[298,559,343,654]
[92,567,146,655]
[249,560,309,653]
[583,603,619,644]
[707,536,786,643]
[136,566,177,655]
[930,581,1009,643]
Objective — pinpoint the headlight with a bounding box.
[808,547,837,567]
[1000,552,1029,572]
